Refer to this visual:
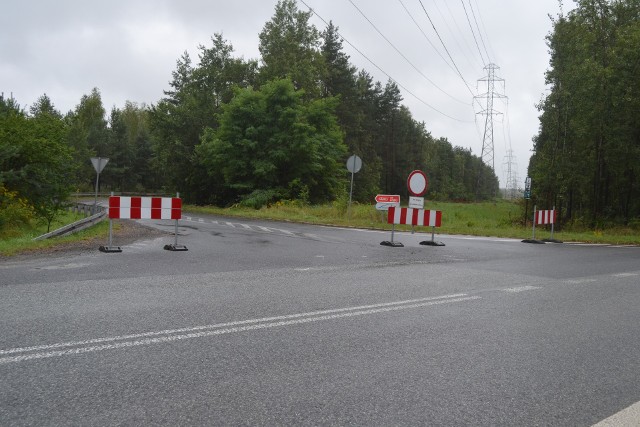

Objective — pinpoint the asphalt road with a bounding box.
[1,213,639,426]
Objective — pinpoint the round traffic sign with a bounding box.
[346,155,362,173]
[407,170,428,196]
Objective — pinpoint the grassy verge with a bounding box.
[2,200,639,257]
[0,212,110,257]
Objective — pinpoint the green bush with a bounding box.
[0,185,34,237]
[238,189,286,209]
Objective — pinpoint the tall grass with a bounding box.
[0,212,109,256]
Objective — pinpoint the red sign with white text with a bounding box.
[375,194,401,203]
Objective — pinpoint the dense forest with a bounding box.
[2,0,502,232]
[530,0,640,226]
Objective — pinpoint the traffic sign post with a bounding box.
[90,157,109,214]
[346,155,363,217]
[524,176,532,228]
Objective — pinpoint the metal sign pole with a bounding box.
[94,169,100,215]
[391,223,396,244]
[551,205,555,240]
[175,192,180,247]
[431,226,436,243]
[163,192,188,251]
[348,167,355,217]
[532,205,537,240]
[108,190,114,247]
[99,191,122,253]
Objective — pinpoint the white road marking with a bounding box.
[564,278,598,284]
[257,226,272,232]
[273,228,295,235]
[0,293,479,364]
[502,286,542,293]
[613,273,639,278]
[34,263,91,270]
[592,401,640,426]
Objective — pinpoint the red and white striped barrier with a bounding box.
[535,209,556,225]
[387,206,442,227]
[524,206,560,243]
[108,196,181,220]
[101,195,187,252]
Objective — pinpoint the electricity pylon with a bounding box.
[503,149,519,199]
[475,63,506,198]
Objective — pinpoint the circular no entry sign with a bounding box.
[407,170,428,196]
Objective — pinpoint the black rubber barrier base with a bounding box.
[380,241,404,247]
[164,244,188,251]
[521,239,546,244]
[420,240,446,246]
[542,238,563,243]
[99,246,123,253]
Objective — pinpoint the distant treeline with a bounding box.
[1,0,501,232]
[530,0,640,226]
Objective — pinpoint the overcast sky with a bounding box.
[1,0,574,188]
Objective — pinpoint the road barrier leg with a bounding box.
[164,193,188,251]
[164,219,188,251]
[522,205,545,244]
[419,226,445,246]
[99,192,122,253]
[99,218,123,253]
[381,223,403,247]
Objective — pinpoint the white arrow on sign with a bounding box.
[376,202,400,211]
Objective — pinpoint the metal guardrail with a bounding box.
[72,192,173,198]
[33,210,107,241]
[33,195,177,241]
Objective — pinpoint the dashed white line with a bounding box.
[502,286,542,293]
[612,273,639,278]
[273,228,295,235]
[564,278,598,285]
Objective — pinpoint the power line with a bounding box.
[467,0,492,64]
[470,0,497,65]
[297,0,472,122]
[460,0,487,66]
[415,0,483,110]
[432,0,480,73]
[440,0,483,72]
[347,0,468,105]
[397,0,456,74]
[400,0,483,110]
